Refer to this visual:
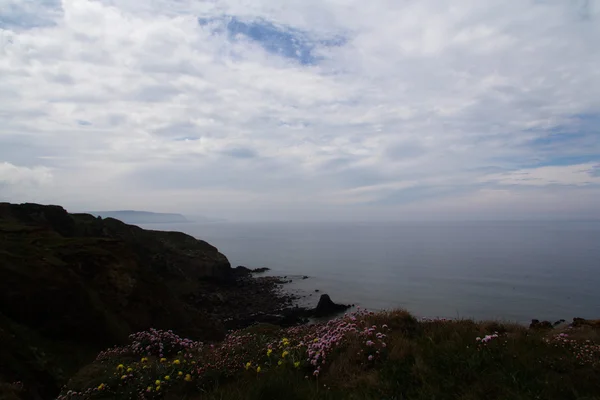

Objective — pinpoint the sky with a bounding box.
[0,0,599,222]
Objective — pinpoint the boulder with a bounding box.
[313,294,351,318]
[529,319,553,330]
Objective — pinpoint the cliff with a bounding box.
[0,203,233,398]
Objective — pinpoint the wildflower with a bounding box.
[368,355,374,361]
[313,369,320,377]
[155,380,161,386]
[366,340,374,347]
[116,364,124,371]
[256,366,262,373]
[313,338,319,343]
[97,384,105,390]
[141,357,148,363]
[282,351,289,358]
[126,368,133,373]
[146,386,152,392]
[184,374,192,382]
[120,375,127,380]
[173,359,181,365]
[382,342,387,348]
[294,361,300,368]
[156,385,161,391]
[267,349,273,357]
[178,371,183,376]
[245,362,251,370]
[160,358,167,363]
[278,360,283,366]
[164,375,170,381]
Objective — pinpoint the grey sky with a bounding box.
[1,0,599,221]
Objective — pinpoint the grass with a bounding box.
[56,310,600,400]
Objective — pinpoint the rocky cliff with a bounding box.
[0,203,233,398]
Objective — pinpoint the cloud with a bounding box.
[481,163,600,186]
[0,0,599,220]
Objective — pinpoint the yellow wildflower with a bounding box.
[120,375,127,380]
[191,361,196,365]
[126,367,133,373]
[294,361,300,368]
[164,375,170,381]
[178,371,183,376]
[141,357,148,363]
[146,386,152,392]
[160,358,167,363]
[97,383,105,390]
[155,380,161,386]
[184,374,192,382]
[116,364,124,371]
[282,351,289,358]
[267,349,273,357]
[156,385,161,391]
[278,360,283,366]
[245,362,251,370]
[313,338,319,343]
[256,366,261,373]
[172,359,181,365]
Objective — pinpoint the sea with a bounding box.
[139,220,600,324]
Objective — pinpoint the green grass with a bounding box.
[55,310,600,400]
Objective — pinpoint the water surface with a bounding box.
[140,221,600,323]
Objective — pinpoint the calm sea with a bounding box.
[139,221,600,323]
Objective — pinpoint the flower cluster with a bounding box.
[545,332,600,366]
[129,328,202,357]
[476,333,499,344]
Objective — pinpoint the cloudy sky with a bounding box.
[1,0,599,221]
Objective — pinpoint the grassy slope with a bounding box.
[56,310,600,400]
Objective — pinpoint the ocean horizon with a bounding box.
[140,220,600,324]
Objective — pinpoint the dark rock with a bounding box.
[315,289,320,292]
[302,276,309,279]
[313,294,351,318]
[233,266,252,275]
[571,317,600,328]
[553,319,565,326]
[529,319,553,330]
[251,267,270,273]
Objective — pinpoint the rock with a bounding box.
[302,276,309,279]
[315,289,320,292]
[529,319,553,330]
[251,267,270,273]
[313,294,351,318]
[571,317,600,328]
[553,319,566,326]
[233,266,252,275]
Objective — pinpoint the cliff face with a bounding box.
[0,203,232,398]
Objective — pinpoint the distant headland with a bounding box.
[87,210,189,224]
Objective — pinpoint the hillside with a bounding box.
[55,311,600,400]
[0,203,291,399]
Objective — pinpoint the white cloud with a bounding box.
[481,163,600,186]
[0,0,599,220]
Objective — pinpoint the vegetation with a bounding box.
[53,310,600,400]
